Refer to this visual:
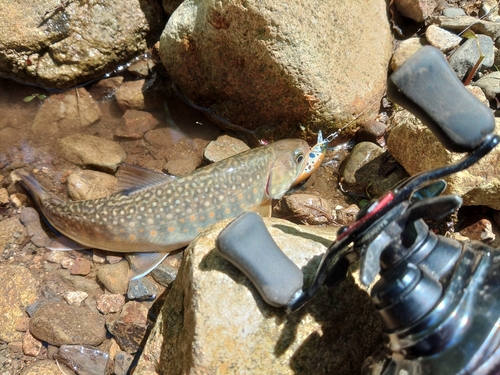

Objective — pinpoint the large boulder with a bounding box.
[387,111,500,209]
[0,0,165,89]
[159,0,393,143]
[135,218,381,375]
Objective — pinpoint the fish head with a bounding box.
[266,139,309,199]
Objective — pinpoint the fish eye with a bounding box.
[294,150,305,163]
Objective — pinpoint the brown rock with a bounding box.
[96,294,126,314]
[107,301,149,354]
[203,134,250,162]
[460,219,495,243]
[29,302,107,346]
[23,330,43,357]
[115,110,160,139]
[115,80,163,111]
[66,170,117,201]
[97,260,129,294]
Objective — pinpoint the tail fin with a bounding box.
[11,169,53,207]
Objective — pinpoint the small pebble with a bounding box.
[97,261,129,294]
[60,257,75,269]
[460,219,495,243]
[23,330,43,357]
[0,188,9,205]
[442,7,466,17]
[8,342,23,353]
[70,257,92,276]
[127,277,158,301]
[114,351,134,375]
[96,294,125,314]
[63,291,89,306]
[425,24,462,53]
[54,344,110,375]
[151,263,179,287]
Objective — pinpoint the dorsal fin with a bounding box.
[115,163,176,195]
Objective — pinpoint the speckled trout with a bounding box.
[15,139,308,279]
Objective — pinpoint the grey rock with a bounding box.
[151,263,178,287]
[160,0,393,142]
[0,0,165,89]
[203,134,250,163]
[429,16,500,42]
[387,111,500,209]
[127,277,158,301]
[107,301,149,354]
[474,71,500,100]
[0,265,38,343]
[67,170,117,201]
[97,261,129,295]
[442,7,466,17]
[58,133,127,172]
[135,218,381,374]
[114,351,134,375]
[449,34,494,80]
[30,302,107,346]
[20,207,51,248]
[425,24,462,53]
[54,344,110,375]
[31,88,101,137]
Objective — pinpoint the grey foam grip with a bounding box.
[216,212,303,307]
[387,46,495,153]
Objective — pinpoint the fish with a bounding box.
[294,130,328,184]
[14,139,309,279]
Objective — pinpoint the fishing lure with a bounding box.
[294,130,329,184]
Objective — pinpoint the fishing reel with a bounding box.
[217,46,500,374]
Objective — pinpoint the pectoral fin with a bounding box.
[251,200,272,217]
[126,252,170,280]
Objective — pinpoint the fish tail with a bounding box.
[12,169,54,206]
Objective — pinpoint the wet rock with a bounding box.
[20,360,68,375]
[97,260,129,294]
[394,0,438,22]
[54,344,110,375]
[70,257,92,276]
[203,134,250,162]
[114,351,134,375]
[429,16,500,46]
[19,207,51,248]
[107,301,149,354]
[460,219,495,243]
[22,330,43,357]
[390,38,427,72]
[151,263,178,287]
[0,0,165,89]
[449,34,494,81]
[164,155,200,175]
[335,204,361,226]
[115,79,163,111]
[29,302,106,346]
[63,291,89,306]
[0,216,26,251]
[89,76,125,101]
[425,24,462,53]
[115,109,160,139]
[274,193,336,225]
[160,0,393,142]
[127,58,156,78]
[96,294,126,314]
[127,277,158,301]
[341,142,384,192]
[135,218,381,374]
[0,265,38,343]
[387,111,500,209]
[58,133,127,172]
[31,88,101,137]
[67,170,117,201]
[474,71,500,100]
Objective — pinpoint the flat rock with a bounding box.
[159,0,393,142]
[31,88,101,137]
[429,15,500,42]
[387,111,500,210]
[66,170,117,200]
[0,265,38,343]
[29,302,107,346]
[58,133,126,172]
[0,0,165,89]
[115,109,160,139]
[135,218,381,374]
[204,134,250,162]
